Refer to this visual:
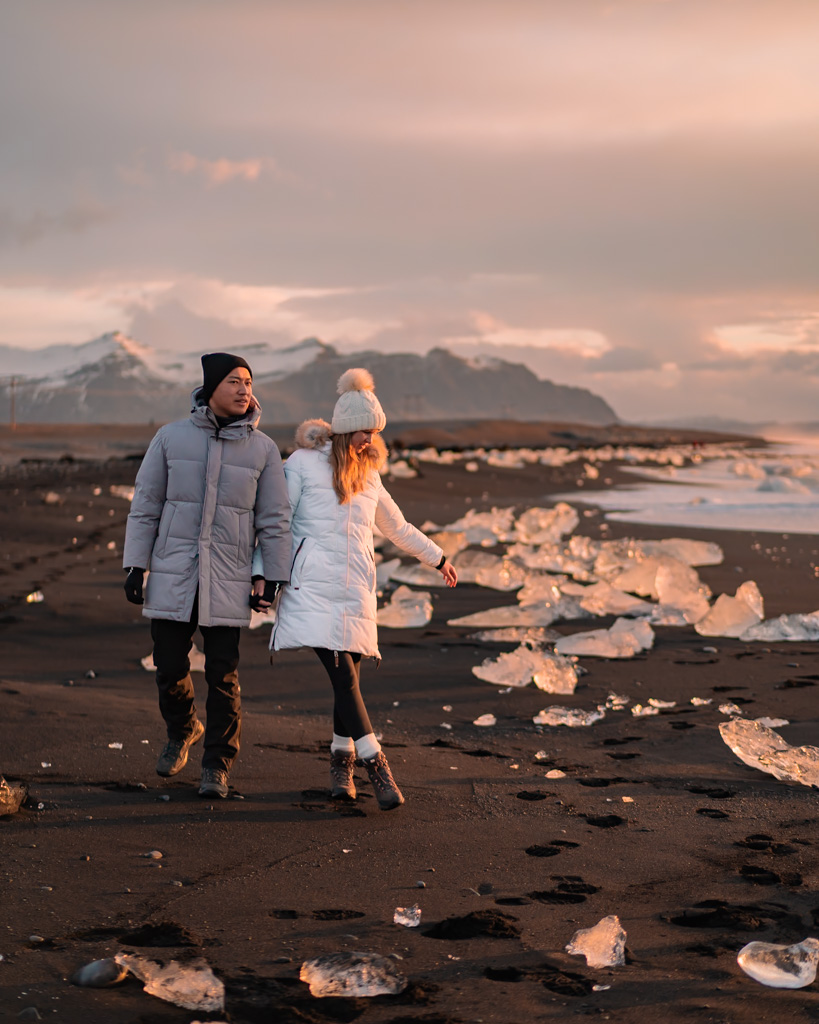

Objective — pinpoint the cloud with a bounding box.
[168,151,283,188]
[0,203,113,247]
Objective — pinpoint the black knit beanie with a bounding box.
[200,353,253,403]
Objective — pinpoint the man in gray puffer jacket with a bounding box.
[123,353,291,798]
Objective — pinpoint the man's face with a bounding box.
[209,368,253,418]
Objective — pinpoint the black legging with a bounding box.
[313,648,373,740]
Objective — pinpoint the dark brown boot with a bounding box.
[360,751,404,810]
[329,751,357,800]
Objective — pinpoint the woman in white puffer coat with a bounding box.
[254,368,457,809]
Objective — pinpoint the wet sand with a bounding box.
[1,431,818,1023]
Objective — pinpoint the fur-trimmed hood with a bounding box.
[293,418,388,471]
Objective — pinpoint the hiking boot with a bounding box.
[198,767,229,799]
[329,750,357,800]
[155,718,204,777]
[360,751,404,810]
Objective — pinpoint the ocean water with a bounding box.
[556,441,819,535]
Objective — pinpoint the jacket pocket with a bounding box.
[290,537,312,588]
[154,504,177,560]
[236,510,251,566]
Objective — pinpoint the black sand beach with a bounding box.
[1,424,818,1023]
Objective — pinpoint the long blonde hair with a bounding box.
[330,432,388,503]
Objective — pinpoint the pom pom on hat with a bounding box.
[331,367,386,434]
[337,367,376,395]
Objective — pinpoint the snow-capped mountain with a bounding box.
[0,332,617,425]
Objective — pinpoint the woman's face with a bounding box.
[351,429,377,453]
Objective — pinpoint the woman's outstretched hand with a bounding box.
[438,560,458,587]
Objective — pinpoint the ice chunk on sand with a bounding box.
[141,644,206,672]
[740,610,819,642]
[507,542,594,580]
[634,537,723,566]
[473,559,528,591]
[695,581,764,638]
[472,646,578,693]
[533,706,605,727]
[566,915,627,968]
[114,954,224,1012]
[555,618,654,659]
[394,905,421,927]
[377,585,432,628]
[389,562,447,587]
[431,507,515,545]
[473,713,497,726]
[300,951,408,998]
[514,503,579,544]
[109,484,135,501]
[737,938,819,989]
[376,557,401,588]
[719,718,819,788]
[516,574,569,606]
[386,459,417,479]
[451,550,505,583]
[449,605,562,628]
[562,580,653,618]
[0,776,28,816]
[654,562,711,623]
[429,530,469,559]
[468,626,561,644]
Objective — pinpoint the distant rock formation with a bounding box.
[0,332,617,425]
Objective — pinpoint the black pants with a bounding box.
[314,648,373,740]
[151,600,241,772]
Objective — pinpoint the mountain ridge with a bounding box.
[0,332,617,425]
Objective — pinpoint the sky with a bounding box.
[1,0,817,423]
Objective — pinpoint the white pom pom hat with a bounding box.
[331,368,386,434]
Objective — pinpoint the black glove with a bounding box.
[124,567,144,605]
[249,580,284,611]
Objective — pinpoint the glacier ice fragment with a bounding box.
[300,951,408,998]
[566,915,627,968]
[737,937,819,988]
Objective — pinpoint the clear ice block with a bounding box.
[566,915,627,968]
[737,937,819,988]
[299,951,408,998]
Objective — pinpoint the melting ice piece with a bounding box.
[389,562,447,587]
[114,954,225,1012]
[377,585,432,628]
[566,915,627,968]
[434,507,516,545]
[564,581,653,618]
[719,702,743,716]
[631,704,659,717]
[737,938,819,989]
[756,716,789,728]
[653,562,711,623]
[473,713,497,727]
[513,503,579,544]
[741,611,819,643]
[719,718,819,788]
[142,644,206,672]
[468,626,560,644]
[387,459,417,479]
[533,705,605,728]
[554,618,654,659]
[606,693,630,710]
[690,697,712,706]
[375,557,401,588]
[449,605,560,628]
[473,559,528,592]
[394,904,421,928]
[648,698,676,709]
[300,951,408,998]
[695,581,764,638]
[428,530,469,559]
[472,646,578,693]
[0,776,28,815]
[26,591,45,604]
